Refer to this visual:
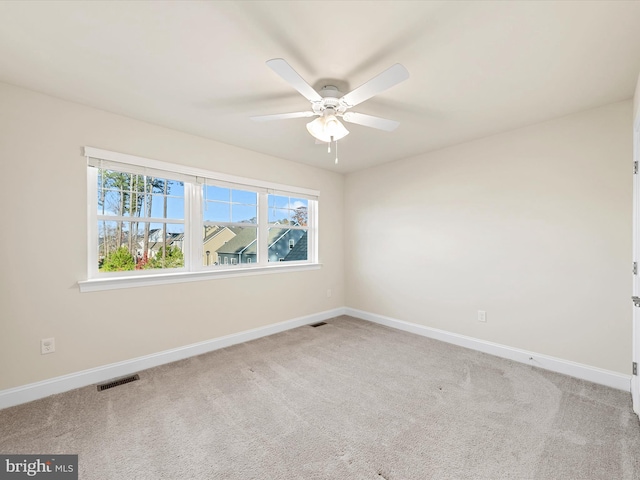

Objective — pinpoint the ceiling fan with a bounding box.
[251,58,409,162]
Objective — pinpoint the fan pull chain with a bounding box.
[328,135,335,154]
[335,140,339,165]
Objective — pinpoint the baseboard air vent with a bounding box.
[97,374,140,392]
[310,322,327,327]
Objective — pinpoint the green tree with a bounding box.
[97,169,168,263]
[100,246,136,272]
[146,246,184,270]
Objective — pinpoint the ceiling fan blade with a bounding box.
[266,58,323,103]
[342,112,400,131]
[250,111,315,122]
[340,64,409,108]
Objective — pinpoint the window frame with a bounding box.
[79,147,320,292]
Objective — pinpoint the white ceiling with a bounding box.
[1,1,640,173]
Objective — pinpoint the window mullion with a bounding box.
[258,193,269,266]
[189,181,203,271]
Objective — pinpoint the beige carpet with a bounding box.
[1,316,639,479]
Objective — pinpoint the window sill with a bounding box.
[78,263,322,293]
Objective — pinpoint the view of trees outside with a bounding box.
[97,173,309,272]
[97,169,185,271]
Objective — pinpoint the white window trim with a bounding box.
[78,263,322,293]
[84,147,319,197]
[80,147,320,293]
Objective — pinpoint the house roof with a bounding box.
[216,227,258,255]
[203,225,223,243]
[284,231,308,262]
[216,227,291,256]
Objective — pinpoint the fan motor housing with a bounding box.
[313,85,346,115]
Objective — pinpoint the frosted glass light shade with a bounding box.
[306,114,349,143]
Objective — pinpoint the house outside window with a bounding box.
[268,194,308,262]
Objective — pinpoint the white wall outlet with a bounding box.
[478,310,487,323]
[327,289,332,298]
[41,337,55,355]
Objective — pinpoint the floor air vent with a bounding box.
[97,374,140,392]
[310,322,327,327]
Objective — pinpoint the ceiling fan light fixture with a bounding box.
[306,113,349,143]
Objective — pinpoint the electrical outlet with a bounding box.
[478,310,487,323]
[41,338,55,355]
[327,289,332,298]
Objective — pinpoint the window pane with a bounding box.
[97,170,184,221]
[133,192,147,217]
[231,204,257,223]
[98,190,123,216]
[149,195,166,218]
[166,180,184,197]
[290,198,308,226]
[290,206,308,227]
[267,195,309,226]
[203,225,236,266]
[98,190,143,217]
[101,170,131,192]
[203,186,257,224]
[268,228,307,262]
[203,201,231,222]
[269,208,291,224]
[148,195,185,219]
[97,221,184,271]
[290,198,308,209]
[206,225,257,266]
[205,185,230,202]
[165,197,185,219]
[232,189,257,205]
[146,177,167,194]
[98,221,129,270]
[268,195,289,209]
[144,223,185,270]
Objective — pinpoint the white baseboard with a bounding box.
[0,308,346,410]
[345,307,632,392]
[1,306,630,410]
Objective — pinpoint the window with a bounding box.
[97,169,185,272]
[203,185,257,266]
[81,147,319,291]
[268,194,309,262]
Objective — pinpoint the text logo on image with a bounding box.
[0,455,77,479]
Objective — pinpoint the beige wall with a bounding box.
[0,82,344,391]
[635,74,640,121]
[345,101,633,374]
